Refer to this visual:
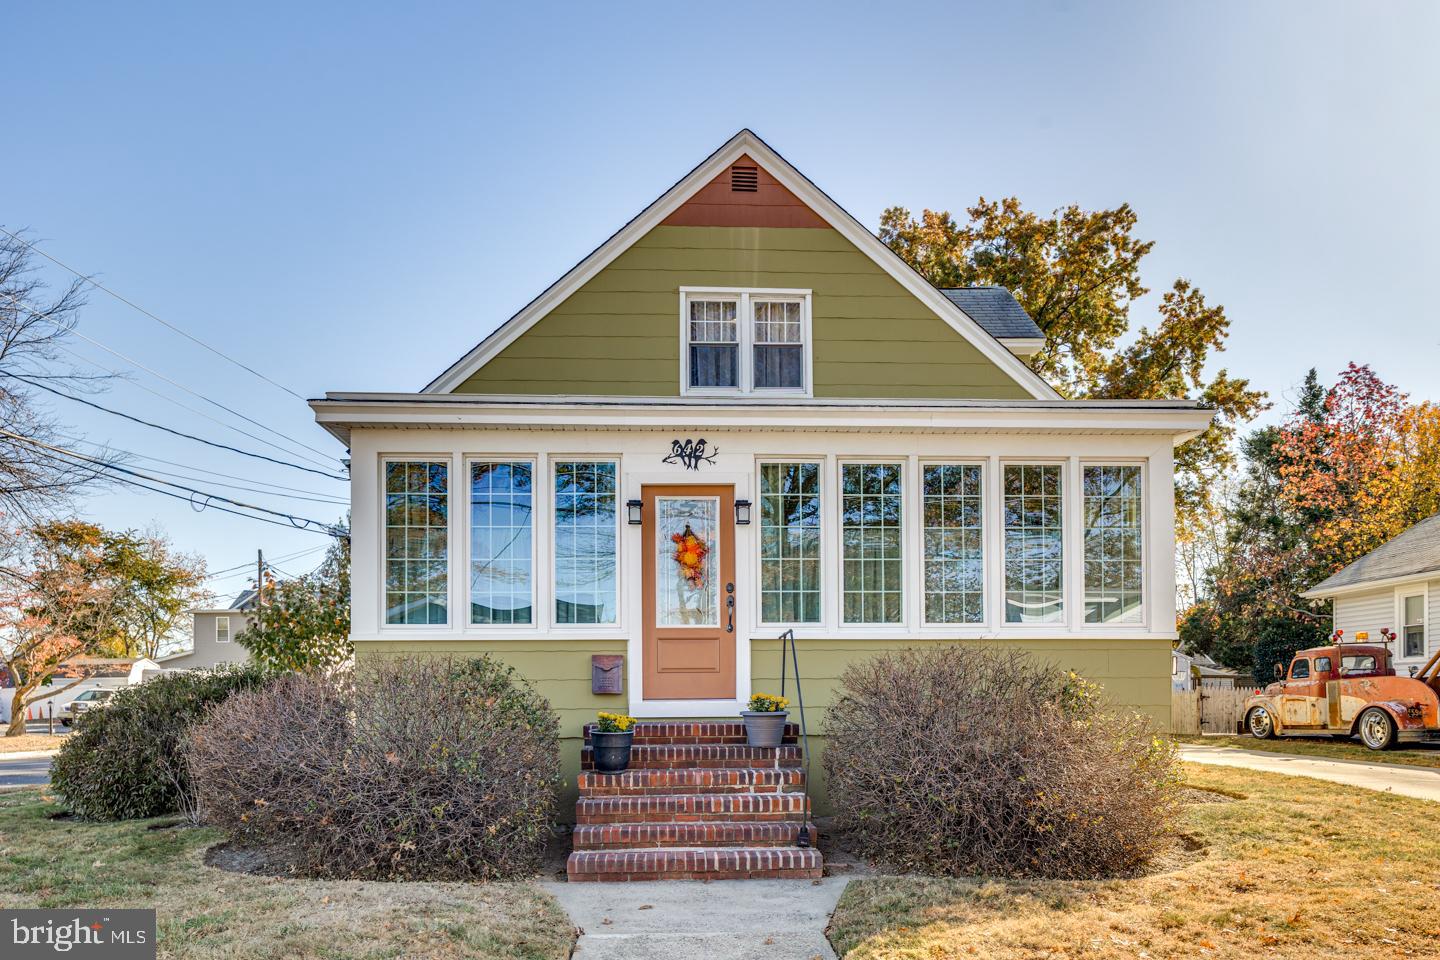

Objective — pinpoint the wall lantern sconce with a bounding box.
[626,499,644,525]
[734,500,752,525]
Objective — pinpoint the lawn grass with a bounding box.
[0,733,71,754]
[0,789,575,960]
[828,764,1440,959]
[1176,733,1440,769]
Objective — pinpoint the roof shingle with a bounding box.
[939,286,1044,340]
[1306,512,1440,595]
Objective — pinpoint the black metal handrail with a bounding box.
[777,628,813,847]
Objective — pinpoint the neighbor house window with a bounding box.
[384,460,449,625]
[1402,593,1426,658]
[842,463,903,624]
[1082,465,1144,624]
[215,616,230,643]
[1003,464,1063,623]
[922,464,984,624]
[554,461,617,624]
[682,289,809,394]
[469,461,533,625]
[759,462,821,623]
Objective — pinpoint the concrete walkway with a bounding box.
[543,876,849,960]
[1180,743,1440,802]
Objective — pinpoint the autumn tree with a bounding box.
[237,527,351,672]
[880,200,1267,538]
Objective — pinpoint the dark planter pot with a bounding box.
[741,710,789,748]
[591,730,634,774]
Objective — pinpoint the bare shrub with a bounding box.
[186,656,560,880]
[823,646,1180,880]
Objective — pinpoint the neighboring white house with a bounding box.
[1303,512,1440,676]
[155,589,257,671]
[1171,647,1243,691]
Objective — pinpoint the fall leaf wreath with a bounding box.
[671,523,708,588]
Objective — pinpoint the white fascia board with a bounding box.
[1301,571,1440,600]
[1000,338,1045,357]
[421,130,1061,401]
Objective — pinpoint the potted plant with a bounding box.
[741,692,790,748]
[591,711,637,773]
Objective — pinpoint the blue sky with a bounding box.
[6,0,1438,592]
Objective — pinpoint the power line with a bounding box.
[0,290,342,468]
[0,225,307,401]
[205,545,326,580]
[3,372,348,481]
[2,429,343,535]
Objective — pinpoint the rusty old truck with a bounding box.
[1244,631,1440,750]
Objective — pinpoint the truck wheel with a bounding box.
[1358,708,1397,750]
[1247,707,1275,740]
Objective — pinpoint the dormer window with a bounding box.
[681,288,811,396]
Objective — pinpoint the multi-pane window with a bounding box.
[752,300,803,389]
[384,461,449,625]
[554,461,618,624]
[215,616,230,643]
[1402,594,1426,658]
[1083,465,1144,624]
[842,463,903,624]
[1003,464,1063,624]
[922,464,984,624]
[687,299,738,388]
[759,463,821,623]
[470,462,533,625]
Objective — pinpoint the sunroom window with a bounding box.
[384,460,449,625]
[683,289,809,394]
[469,461,533,625]
[842,463,903,624]
[554,461,618,625]
[1083,465,1144,624]
[1003,464,1063,624]
[759,462,821,624]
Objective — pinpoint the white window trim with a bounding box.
[679,287,813,398]
[918,459,989,628]
[549,456,624,630]
[1079,460,1149,629]
[215,616,231,644]
[836,458,908,629]
[754,458,827,630]
[1395,584,1429,663]
[379,455,454,631]
[463,457,540,635]
[999,459,1069,628]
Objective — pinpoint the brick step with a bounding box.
[577,767,805,796]
[582,743,802,770]
[576,792,808,824]
[566,846,823,882]
[583,721,797,745]
[572,820,813,850]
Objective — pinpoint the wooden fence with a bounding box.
[1172,685,1257,735]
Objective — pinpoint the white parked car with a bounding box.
[58,689,115,725]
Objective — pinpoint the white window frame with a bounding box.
[379,455,454,631]
[755,458,826,629]
[837,458,907,628]
[918,459,988,628]
[550,456,623,629]
[464,457,539,633]
[1396,585,1429,662]
[999,459,1069,627]
[215,616,231,644]
[679,287,812,397]
[1079,460,1148,628]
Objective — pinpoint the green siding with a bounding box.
[454,226,1032,399]
[354,636,1167,816]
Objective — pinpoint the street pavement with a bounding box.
[1180,743,1440,802]
[0,755,52,790]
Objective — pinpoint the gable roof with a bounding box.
[1304,512,1440,597]
[940,287,1045,340]
[423,130,1061,400]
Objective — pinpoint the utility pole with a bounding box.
[256,549,265,631]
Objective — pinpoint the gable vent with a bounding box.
[730,165,759,192]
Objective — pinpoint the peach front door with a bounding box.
[641,485,736,700]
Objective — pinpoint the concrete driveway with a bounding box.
[1181,743,1440,802]
[0,755,53,790]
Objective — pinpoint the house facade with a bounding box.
[1304,513,1440,675]
[312,131,1213,794]
[155,590,256,671]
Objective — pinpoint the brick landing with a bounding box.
[567,720,822,882]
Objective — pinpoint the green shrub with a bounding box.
[823,646,1181,880]
[50,664,270,820]
[187,655,561,881]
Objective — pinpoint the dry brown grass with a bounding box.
[0,732,70,753]
[827,763,1440,959]
[0,788,574,960]
[1176,733,1440,769]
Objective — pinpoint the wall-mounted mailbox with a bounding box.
[591,655,624,695]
